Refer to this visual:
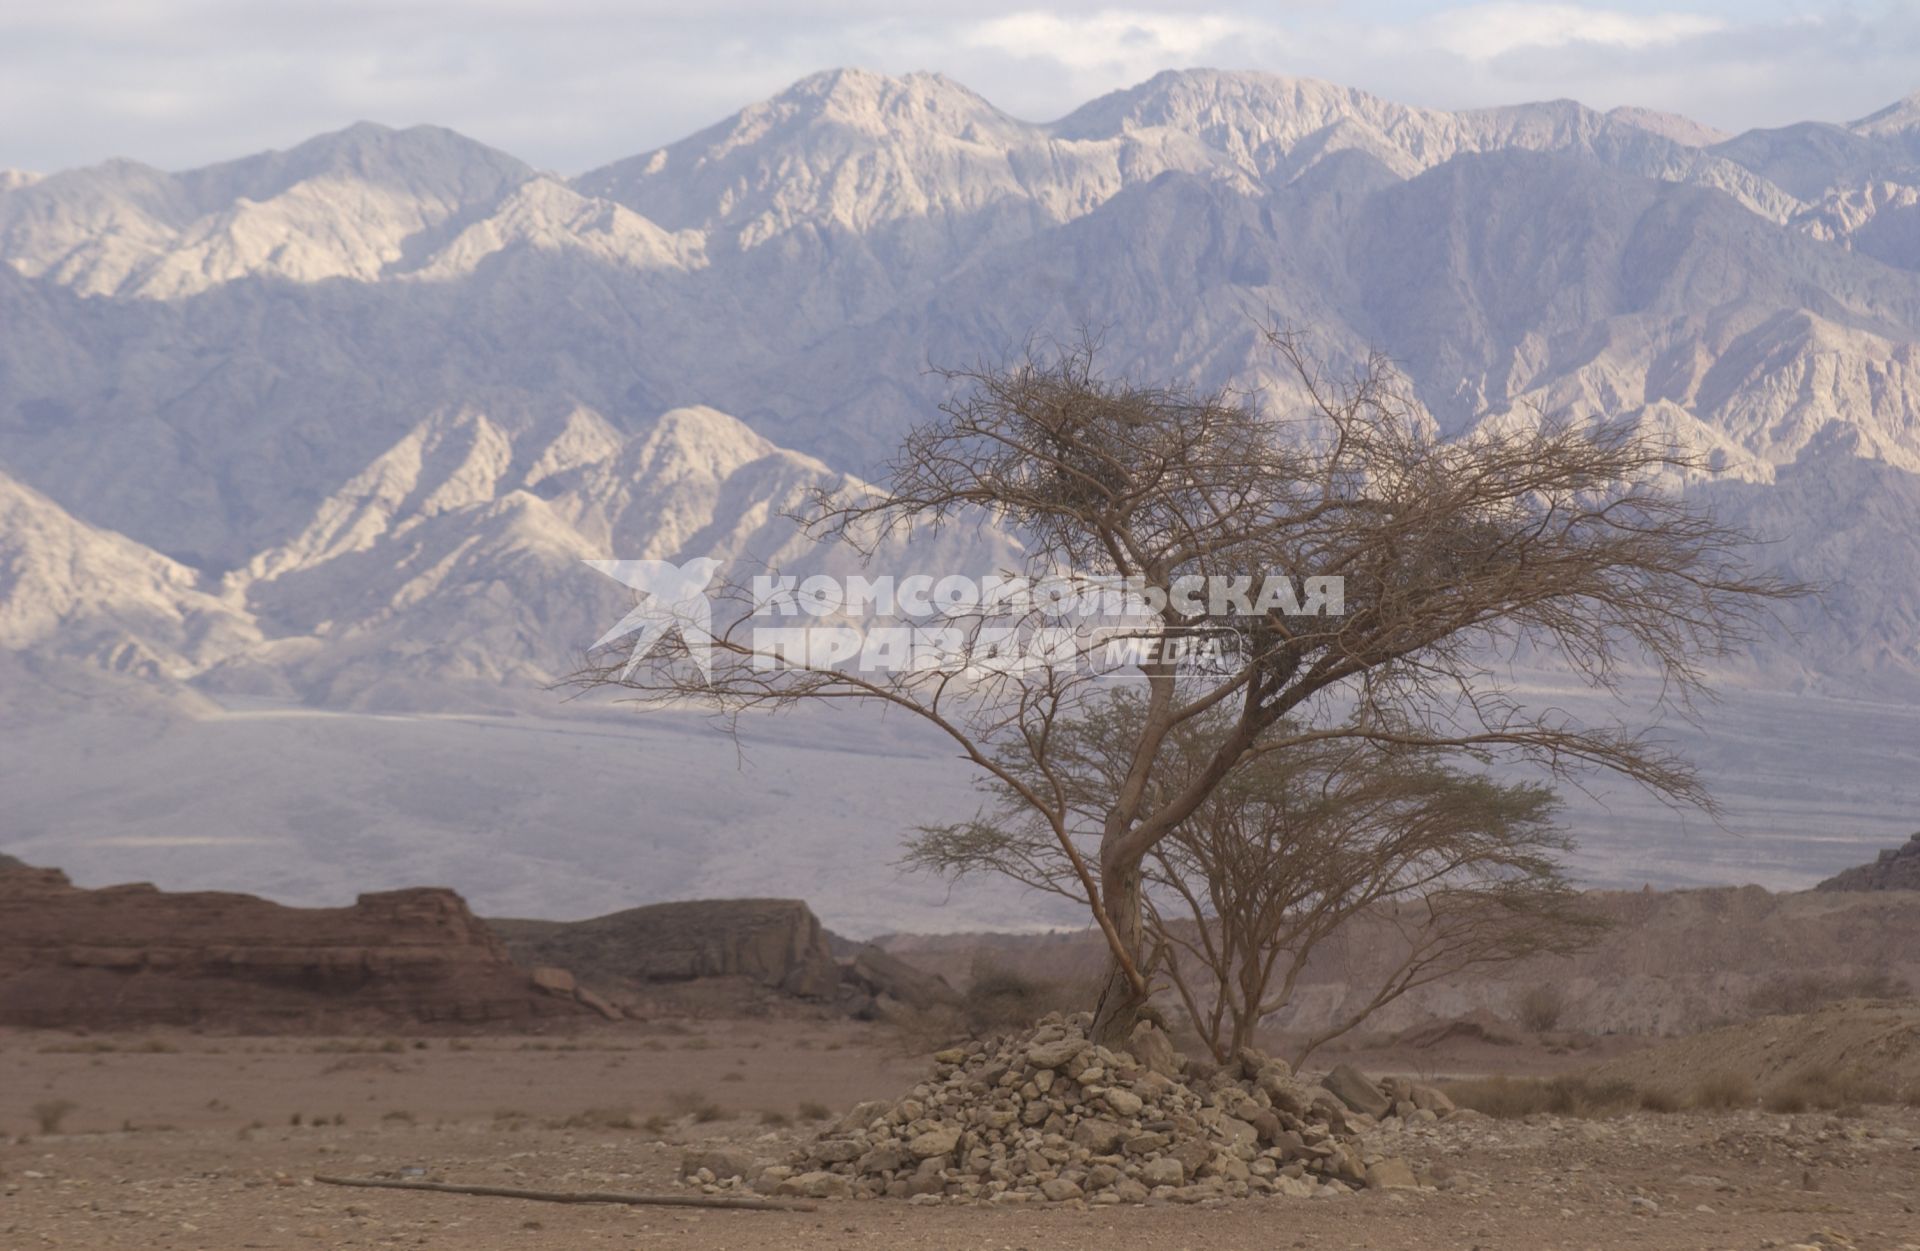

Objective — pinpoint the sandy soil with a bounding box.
[4,1024,1918,1251]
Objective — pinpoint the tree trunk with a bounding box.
[1089,855,1148,1048]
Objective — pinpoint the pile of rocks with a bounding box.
[744,1012,1457,1204]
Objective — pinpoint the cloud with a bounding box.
[962,9,1272,76]
[1426,4,1726,61]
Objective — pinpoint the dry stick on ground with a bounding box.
[313,1175,817,1213]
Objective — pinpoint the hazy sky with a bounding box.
[2,0,1916,174]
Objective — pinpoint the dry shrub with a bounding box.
[1746,971,1912,1018]
[1516,984,1568,1033]
[666,1091,725,1123]
[797,1100,831,1122]
[31,1099,77,1133]
[962,963,1086,1033]
[1764,1067,1898,1114]
[555,1106,636,1130]
[1637,1087,1683,1113]
[1442,1075,1639,1119]
[759,1109,791,1127]
[1690,1071,1755,1110]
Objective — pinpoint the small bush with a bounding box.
[380,1109,416,1125]
[1638,1087,1683,1113]
[31,1099,78,1133]
[1691,1071,1755,1110]
[759,1109,791,1127]
[1442,1075,1639,1119]
[667,1090,725,1123]
[1516,984,1567,1033]
[962,964,1080,1033]
[797,1100,832,1122]
[1765,1066,1898,1114]
[556,1107,635,1130]
[720,1072,744,1083]
[1746,971,1913,1018]
[642,1113,672,1135]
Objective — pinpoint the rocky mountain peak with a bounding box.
[1816,833,1920,891]
[1850,90,1920,137]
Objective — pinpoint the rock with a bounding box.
[1322,1064,1392,1118]
[1364,1158,1419,1190]
[1816,832,1920,891]
[0,870,593,1030]
[1409,1083,1455,1115]
[1026,1038,1085,1070]
[778,1014,1371,1206]
[777,1171,850,1200]
[1168,1139,1213,1175]
[1139,1156,1186,1186]
[847,945,961,1009]
[493,898,844,999]
[528,966,576,995]
[679,1149,757,1181]
[1124,1131,1170,1155]
[1127,1021,1183,1077]
[1072,1118,1128,1154]
[908,1126,961,1159]
[809,1139,862,1165]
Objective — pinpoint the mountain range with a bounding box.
[3,68,1920,928]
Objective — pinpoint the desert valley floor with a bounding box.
[4,1018,1920,1251]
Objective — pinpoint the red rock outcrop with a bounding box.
[0,862,594,1031]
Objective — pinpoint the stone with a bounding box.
[1169,1138,1213,1176]
[1322,1064,1392,1118]
[1409,1083,1455,1115]
[848,945,962,1009]
[1124,1131,1170,1155]
[777,1171,850,1200]
[495,897,846,999]
[1026,1039,1086,1070]
[1127,1021,1183,1078]
[909,1126,962,1159]
[528,966,576,995]
[1072,1118,1128,1154]
[809,1139,862,1164]
[1040,1178,1084,1202]
[1365,1158,1419,1190]
[679,1149,757,1180]
[1104,1088,1144,1117]
[1139,1156,1186,1187]
[836,1100,891,1132]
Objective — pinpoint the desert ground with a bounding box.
[5,1018,1918,1251]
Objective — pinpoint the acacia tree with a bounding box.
[571,331,1796,1046]
[905,691,1610,1064]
